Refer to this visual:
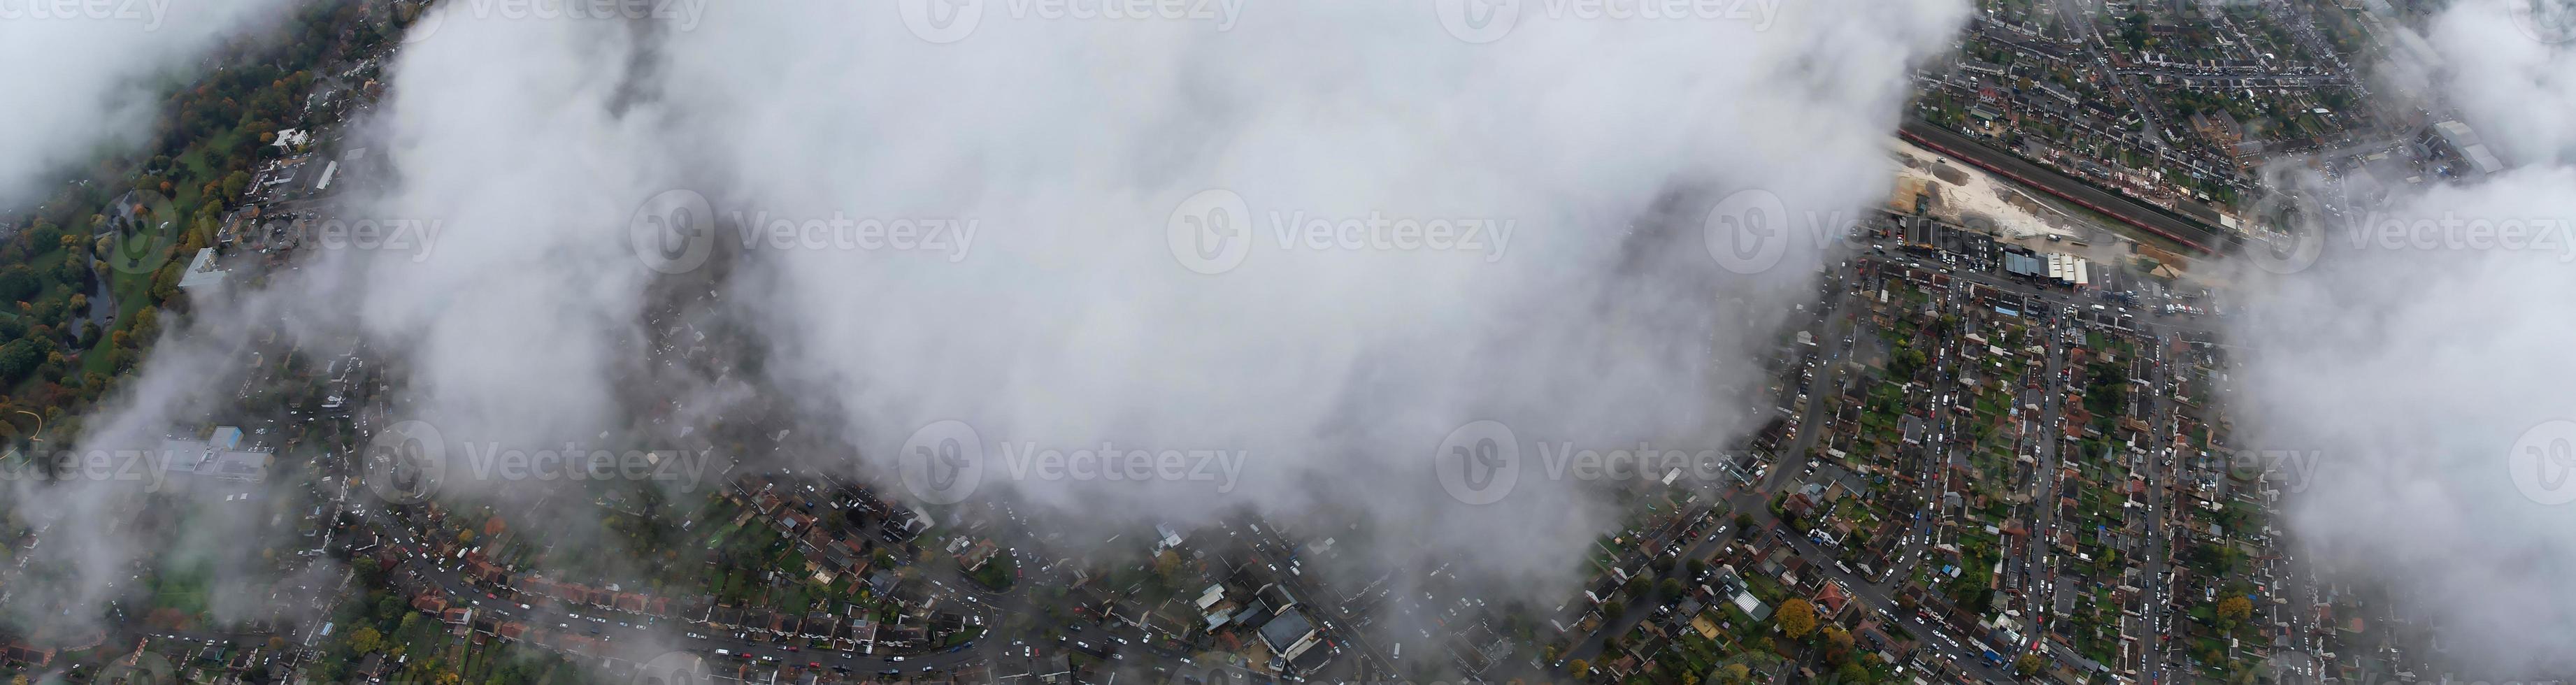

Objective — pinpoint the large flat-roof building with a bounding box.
[178,248,229,294]
[2424,120,2506,178]
[1257,609,1322,662]
[160,426,273,484]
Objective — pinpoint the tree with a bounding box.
[0,266,36,303]
[1775,598,1817,640]
[1568,659,1589,676]
[348,626,383,654]
[1822,626,1855,663]
[2217,596,2252,626]
[0,340,42,382]
[2015,652,2046,676]
[1717,663,1751,684]
[457,528,476,545]
[220,171,252,199]
[1601,600,1626,619]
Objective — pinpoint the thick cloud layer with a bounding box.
[0,0,294,210]
[2230,0,2576,674]
[673,1,1970,592]
[20,0,1974,641]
